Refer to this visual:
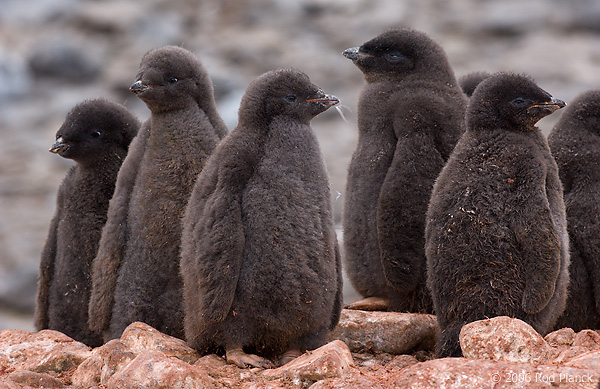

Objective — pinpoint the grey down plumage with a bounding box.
[180,69,343,365]
[342,28,467,312]
[36,99,139,347]
[88,46,227,341]
[426,73,569,357]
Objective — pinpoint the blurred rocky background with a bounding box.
[1,0,600,331]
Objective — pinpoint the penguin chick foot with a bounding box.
[344,296,390,311]
[279,349,303,366]
[226,348,275,369]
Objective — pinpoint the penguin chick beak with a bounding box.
[49,137,69,155]
[130,80,149,94]
[527,98,567,116]
[306,93,340,109]
[342,47,371,61]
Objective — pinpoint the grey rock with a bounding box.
[28,38,103,82]
[329,309,437,354]
[130,12,185,48]
[0,0,79,24]
[0,266,37,313]
[0,49,32,101]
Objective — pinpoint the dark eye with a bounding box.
[385,52,405,62]
[284,94,297,103]
[91,130,102,138]
[511,98,527,107]
[167,77,179,84]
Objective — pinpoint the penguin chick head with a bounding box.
[559,89,600,135]
[130,46,212,113]
[238,69,339,127]
[467,73,566,133]
[50,99,139,164]
[342,28,453,83]
[459,71,492,98]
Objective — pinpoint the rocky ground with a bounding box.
[0,311,599,388]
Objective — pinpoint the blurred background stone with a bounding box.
[1,0,599,331]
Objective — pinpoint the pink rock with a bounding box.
[552,346,593,365]
[119,321,200,364]
[390,358,599,388]
[545,328,576,347]
[262,340,353,383]
[572,330,600,351]
[72,339,136,387]
[0,329,92,374]
[565,350,600,370]
[0,377,21,389]
[71,354,102,388]
[387,354,420,370]
[460,316,552,364]
[5,370,66,388]
[107,350,216,389]
[310,375,387,389]
[240,382,289,388]
[194,354,242,379]
[329,309,437,354]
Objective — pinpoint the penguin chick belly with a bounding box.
[233,125,337,337]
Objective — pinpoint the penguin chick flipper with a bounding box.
[181,154,248,323]
[329,243,344,330]
[516,215,561,314]
[344,296,390,311]
[575,213,600,314]
[377,104,446,292]
[226,348,274,369]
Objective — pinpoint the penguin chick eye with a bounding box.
[167,77,179,84]
[284,94,297,103]
[511,98,528,107]
[91,130,102,138]
[385,51,405,63]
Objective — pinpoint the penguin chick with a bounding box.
[88,46,227,341]
[181,69,343,369]
[342,28,467,312]
[549,90,600,331]
[459,71,492,98]
[35,99,139,347]
[426,73,569,357]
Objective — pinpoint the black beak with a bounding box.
[527,98,567,116]
[342,47,371,62]
[306,93,340,109]
[130,80,149,94]
[342,47,360,60]
[49,137,69,154]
